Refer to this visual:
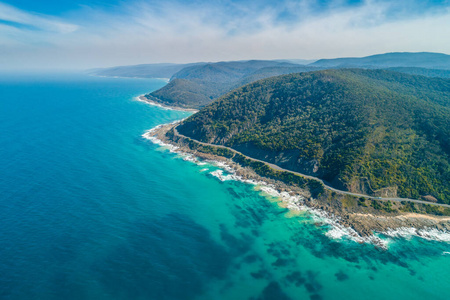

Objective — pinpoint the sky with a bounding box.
[0,0,450,70]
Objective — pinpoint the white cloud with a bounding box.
[1,0,449,70]
[0,2,79,33]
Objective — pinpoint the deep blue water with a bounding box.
[1,73,450,300]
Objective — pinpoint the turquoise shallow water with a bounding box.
[0,73,449,300]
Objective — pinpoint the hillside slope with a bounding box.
[178,69,450,203]
[145,60,318,108]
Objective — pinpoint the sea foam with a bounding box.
[382,227,450,243]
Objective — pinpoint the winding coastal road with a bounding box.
[173,125,450,209]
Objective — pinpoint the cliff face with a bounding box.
[230,143,399,197]
[232,143,322,177]
[178,69,450,203]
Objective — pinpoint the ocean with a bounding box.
[0,73,449,300]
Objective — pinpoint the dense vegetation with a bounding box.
[178,69,450,203]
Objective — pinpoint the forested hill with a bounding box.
[385,67,450,78]
[177,69,450,203]
[145,60,319,108]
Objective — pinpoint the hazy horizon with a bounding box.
[1,0,450,71]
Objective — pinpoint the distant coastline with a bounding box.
[136,95,199,113]
[89,73,170,82]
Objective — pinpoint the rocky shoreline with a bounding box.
[144,121,450,248]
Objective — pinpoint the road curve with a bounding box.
[173,125,450,209]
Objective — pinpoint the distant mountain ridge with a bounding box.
[90,52,450,109]
[177,69,450,203]
[147,52,450,108]
[311,52,450,69]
